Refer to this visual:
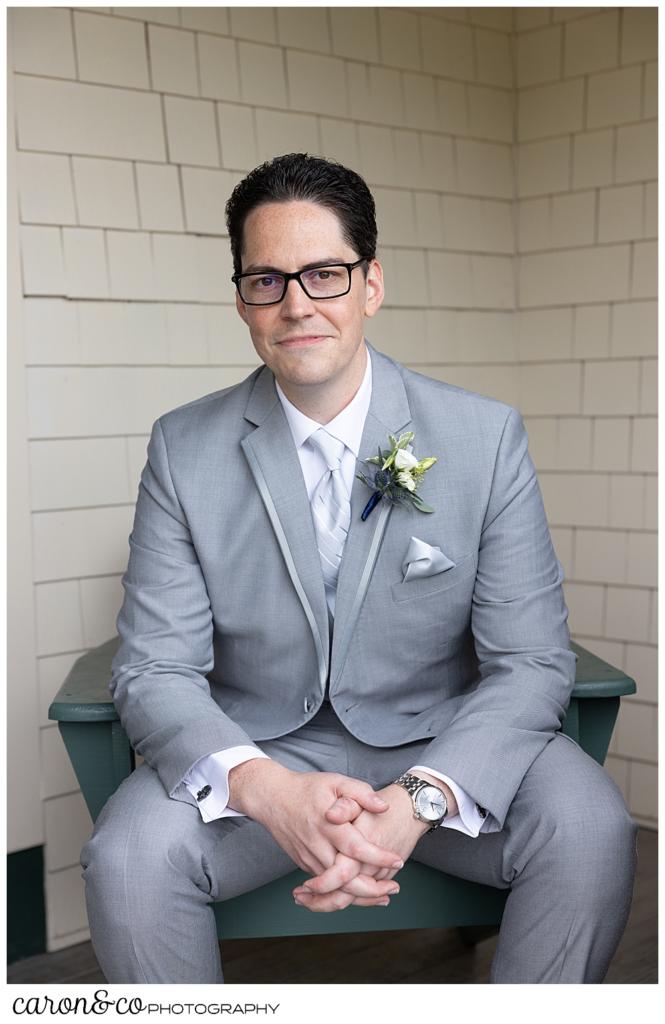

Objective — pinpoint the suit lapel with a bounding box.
[240,368,330,695]
[329,343,412,688]
[239,341,412,697]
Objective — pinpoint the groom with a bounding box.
[81,153,636,984]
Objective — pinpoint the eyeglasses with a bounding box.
[232,257,368,306]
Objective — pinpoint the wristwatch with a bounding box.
[393,771,448,832]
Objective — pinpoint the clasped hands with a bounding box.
[228,759,441,914]
[291,779,428,913]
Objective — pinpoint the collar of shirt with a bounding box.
[274,343,372,458]
[274,343,373,501]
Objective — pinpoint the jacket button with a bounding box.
[304,696,314,712]
[196,785,212,802]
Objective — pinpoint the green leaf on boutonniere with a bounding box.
[410,493,435,513]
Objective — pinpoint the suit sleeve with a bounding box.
[416,406,577,830]
[110,417,265,805]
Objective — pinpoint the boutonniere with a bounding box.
[356,432,437,521]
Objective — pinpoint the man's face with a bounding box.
[235,200,384,393]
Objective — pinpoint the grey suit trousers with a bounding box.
[80,704,637,984]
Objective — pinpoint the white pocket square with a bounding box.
[401,536,456,582]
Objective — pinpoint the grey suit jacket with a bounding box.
[110,341,577,830]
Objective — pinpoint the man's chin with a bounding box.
[273,359,343,393]
[280,370,334,389]
[274,348,335,376]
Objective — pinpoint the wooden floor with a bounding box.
[8,827,657,985]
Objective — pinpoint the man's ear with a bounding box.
[363,259,385,319]
[235,289,249,325]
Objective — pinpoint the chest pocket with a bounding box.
[390,552,477,604]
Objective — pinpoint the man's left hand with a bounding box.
[292,781,428,912]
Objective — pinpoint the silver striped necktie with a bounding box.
[306,427,351,617]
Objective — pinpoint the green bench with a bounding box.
[49,638,635,941]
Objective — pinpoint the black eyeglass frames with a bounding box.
[232,257,368,306]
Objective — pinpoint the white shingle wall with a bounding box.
[7,7,656,951]
[514,6,658,831]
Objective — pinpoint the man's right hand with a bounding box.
[228,759,404,905]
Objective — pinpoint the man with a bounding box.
[81,154,636,984]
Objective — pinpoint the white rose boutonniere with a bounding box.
[356,431,438,521]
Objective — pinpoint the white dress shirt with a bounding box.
[183,344,490,836]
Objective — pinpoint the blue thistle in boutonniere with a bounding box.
[356,431,438,521]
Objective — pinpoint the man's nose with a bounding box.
[280,277,315,317]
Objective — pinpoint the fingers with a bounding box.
[293,837,341,878]
[341,873,399,898]
[296,873,400,900]
[293,888,357,913]
[293,885,397,912]
[346,875,399,898]
[333,822,403,871]
[334,781,390,815]
[293,888,391,913]
[297,852,401,899]
[296,853,361,895]
[324,796,363,824]
[356,860,398,881]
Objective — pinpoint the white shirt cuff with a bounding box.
[409,764,490,837]
[183,746,271,824]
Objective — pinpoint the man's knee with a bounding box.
[507,736,637,894]
[560,786,637,869]
[547,743,636,856]
[80,765,210,897]
[550,790,637,924]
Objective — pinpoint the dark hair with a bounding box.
[225,153,377,276]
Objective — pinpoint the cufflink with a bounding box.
[196,785,212,802]
[476,803,487,818]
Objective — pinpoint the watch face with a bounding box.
[415,785,446,822]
